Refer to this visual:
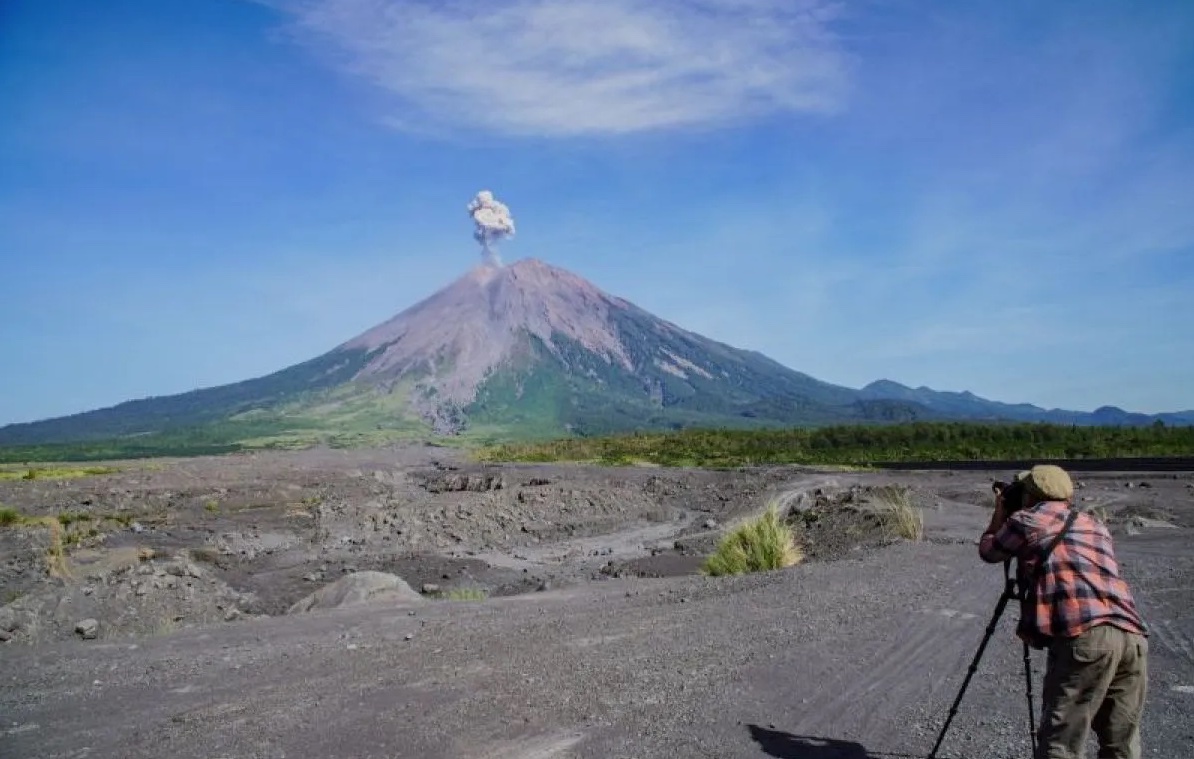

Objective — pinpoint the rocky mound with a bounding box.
[0,547,257,645]
[287,571,425,614]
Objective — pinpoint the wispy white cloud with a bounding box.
[262,0,851,136]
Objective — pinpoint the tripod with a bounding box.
[927,560,1038,759]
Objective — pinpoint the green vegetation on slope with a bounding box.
[0,347,380,447]
[479,421,1194,467]
[462,330,927,445]
[0,379,436,463]
[0,436,241,464]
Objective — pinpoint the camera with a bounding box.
[992,479,1026,513]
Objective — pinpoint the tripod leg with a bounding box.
[927,593,1011,759]
[1022,641,1038,758]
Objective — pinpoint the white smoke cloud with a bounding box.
[259,0,850,136]
[467,190,515,266]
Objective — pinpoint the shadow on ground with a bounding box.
[747,725,922,759]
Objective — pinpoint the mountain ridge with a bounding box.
[859,379,1194,426]
[1,258,1190,448]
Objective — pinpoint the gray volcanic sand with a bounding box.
[1,446,1192,758]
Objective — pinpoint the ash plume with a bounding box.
[467,190,515,266]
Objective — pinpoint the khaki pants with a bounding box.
[1039,624,1149,759]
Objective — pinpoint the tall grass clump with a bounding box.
[0,505,21,526]
[701,505,803,577]
[57,511,92,527]
[40,517,71,577]
[1088,504,1111,524]
[876,486,923,541]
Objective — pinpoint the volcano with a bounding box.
[332,258,923,435]
[2,258,1188,449]
[0,259,925,447]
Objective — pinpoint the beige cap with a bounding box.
[1022,464,1074,502]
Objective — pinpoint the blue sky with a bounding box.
[1,0,1192,426]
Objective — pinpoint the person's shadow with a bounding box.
[747,725,919,759]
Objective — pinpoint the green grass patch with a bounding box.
[701,505,803,577]
[433,587,488,601]
[97,511,135,528]
[0,465,120,481]
[57,512,93,527]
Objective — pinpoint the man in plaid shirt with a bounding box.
[979,464,1149,759]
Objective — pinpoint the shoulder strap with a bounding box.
[1015,507,1079,644]
[1031,507,1078,581]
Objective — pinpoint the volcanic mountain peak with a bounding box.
[5,257,1186,451]
[341,258,634,406]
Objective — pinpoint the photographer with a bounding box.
[979,465,1149,759]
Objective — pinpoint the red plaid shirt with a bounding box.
[980,500,1147,646]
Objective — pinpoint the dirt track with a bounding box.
[2,448,1192,758]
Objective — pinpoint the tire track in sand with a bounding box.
[465,730,585,759]
[780,559,1004,739]
[1150,618,1194,664]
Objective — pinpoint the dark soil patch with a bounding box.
[791,508,890,561]
[602,552,706,579]
[786,488,896,562]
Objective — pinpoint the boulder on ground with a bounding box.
[75,619,99,640]
[1126,515,1177,531]
[287,571,425,615]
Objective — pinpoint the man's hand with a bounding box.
[979,485,1016,563]
[986,491,1008,535]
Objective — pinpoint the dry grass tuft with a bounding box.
[701,504,803,577]
[875,485,924,541]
